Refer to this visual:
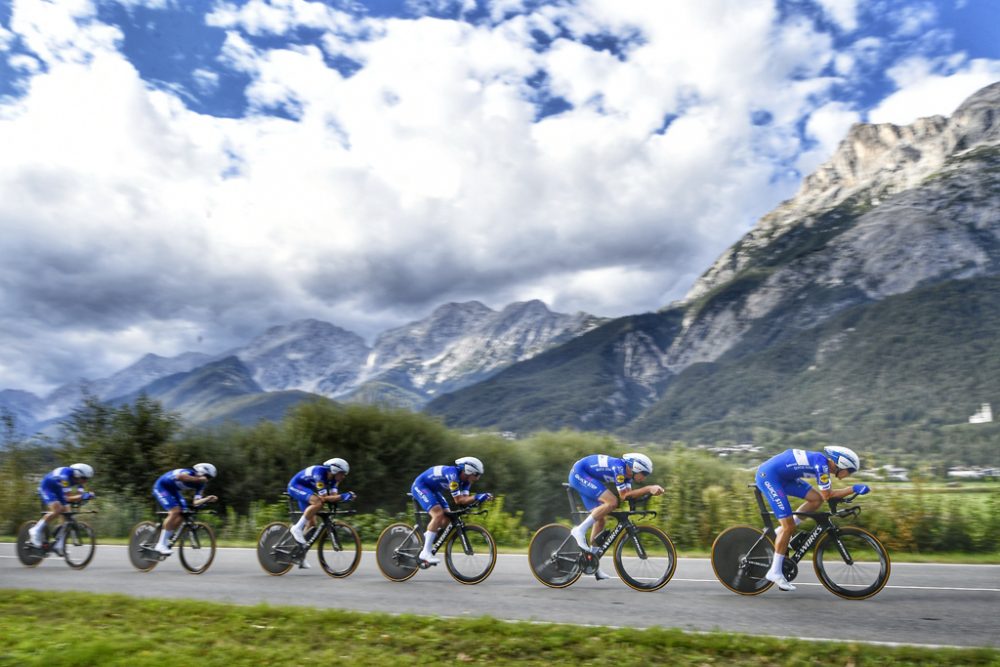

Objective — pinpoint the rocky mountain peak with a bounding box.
[685,81,1000,304]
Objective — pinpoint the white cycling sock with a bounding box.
[294,516,308,532]
[571,516,595,548]
[422,530,437,555]
[158,530,172,548]
[769,554,785,576]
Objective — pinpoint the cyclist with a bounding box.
[568,453,664,580]
[28,463,96,553]
[151,463,219,555]
[411,456,492,564]
[287,458,355,550]
[755,446,870,591]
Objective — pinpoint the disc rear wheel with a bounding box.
[528,524,582,588]
[16,521,44,568]
[128,521,160,572]
[710,525,775,595]
[256,521,296,576]
[375,523,421,582]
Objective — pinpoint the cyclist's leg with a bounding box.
[567,469,614,551]
[287,484,319,543]
[411,484,447,563]
[756,472,801,590]
[32,480,68,546]
[152,484,183,553]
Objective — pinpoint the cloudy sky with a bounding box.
[1,0,998,396]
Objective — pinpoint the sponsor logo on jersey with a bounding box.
[60,481,69,487]
[316,481,326,489]
[764,481,786,511]
[616,475,625,484]
[449,481,460,491]
[819,473,830,485]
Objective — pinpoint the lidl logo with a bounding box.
[819,474,830,485]
[449,481,460,491]
[616,475,625,484]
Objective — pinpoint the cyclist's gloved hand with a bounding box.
[852,484,870,495]
[474,493,493,503]
[339,491,355,502]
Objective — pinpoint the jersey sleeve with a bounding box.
[310,467,331,495]
[612,462,629,494]
[813,454,832,490]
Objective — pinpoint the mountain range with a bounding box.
[427,81,1000,446]
[0,300,603,434]
[5,81,999,449]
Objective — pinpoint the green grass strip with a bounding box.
[1,590,998,666]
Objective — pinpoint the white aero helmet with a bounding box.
[823,446,860,473]
[70,463,94,480]
[622,452,653,475]
[324,458,350,475]
[193,462,217,479]
[456,456,484,476]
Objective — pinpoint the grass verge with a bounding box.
[1,590,998,666]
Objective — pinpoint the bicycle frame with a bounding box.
[146,508,215,556]
[750,486,861,566]
[32,504,96,553]
[282,494,357,558]
[395,496,486,563]
[561,484,658,560]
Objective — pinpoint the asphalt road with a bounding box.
[1,543,998,648]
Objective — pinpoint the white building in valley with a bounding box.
[969,403,993,424]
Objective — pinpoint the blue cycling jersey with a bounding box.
[288,465,339,497]
[574,454,631,495]
[758,449,831,490]
[154,469,207,499]
[38,467,84,505]
[756,449,832,520]
[412,465,471,505]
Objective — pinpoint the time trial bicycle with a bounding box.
[710,485,891,600]
[17,501,97,569]
[375,494,496,584]
[528,483,676,592]
[128,505,218,574]
[256,493,361,577]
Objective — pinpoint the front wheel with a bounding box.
[317,521,362,578]
[375,523,421,582]
[62,521,96,570]
[128,521,160,572]
[256,522,296,576]
[710,525,775,595]
[813,526,891,600]
[528,524,582,588]
[16,521,44,568]
[179,522,217,574]
[613,525,676,592]
[445,524,497,585]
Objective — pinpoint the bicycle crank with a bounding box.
[782,559,799,581]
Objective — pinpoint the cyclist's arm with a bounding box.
[816,486,855,502]
[193,495,218,506]
[64,489,89,503]
[622,485,663,499]
[453,493,480,506]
